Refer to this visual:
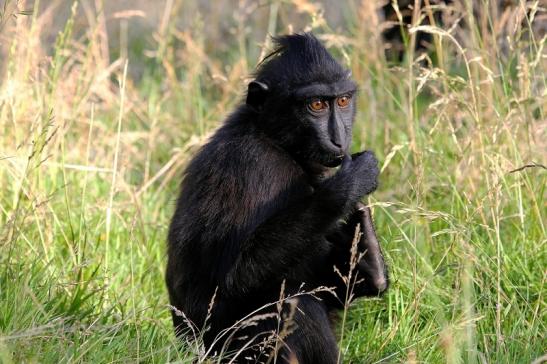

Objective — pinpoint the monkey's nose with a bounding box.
[330,139,342,148]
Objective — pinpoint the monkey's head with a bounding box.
[246,33,357,171]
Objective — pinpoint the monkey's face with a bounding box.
[288,78,358,169]
[246,77,358,171]
[244,33,359,173]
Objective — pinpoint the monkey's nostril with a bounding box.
[330,139,342,148]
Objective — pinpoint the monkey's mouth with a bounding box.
[304,155,343,175]
[322,154,344,168]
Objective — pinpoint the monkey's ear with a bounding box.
[246,81,269,111]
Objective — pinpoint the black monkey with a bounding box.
[166,33,388,363]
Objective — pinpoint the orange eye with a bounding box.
[337,95,351,108]
[309,99,327,112]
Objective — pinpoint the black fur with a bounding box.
[166,33,388,363]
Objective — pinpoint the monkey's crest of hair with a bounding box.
[255,33,349,94]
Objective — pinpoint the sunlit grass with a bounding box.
[0,0,545,363]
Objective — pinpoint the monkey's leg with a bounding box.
[354,203,388,295]
[217,295,337,364]
[325,202,388,300]
[278,295,339,364]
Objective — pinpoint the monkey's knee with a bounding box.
[280,297,339,364]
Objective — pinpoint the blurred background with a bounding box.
[0,0,545,363]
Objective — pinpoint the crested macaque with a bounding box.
[166,33,388,363]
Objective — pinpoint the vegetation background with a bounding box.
[0,0,545,362]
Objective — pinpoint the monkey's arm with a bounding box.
[223,183,376,298]
[222,193,345,297]
[222,152,379,297]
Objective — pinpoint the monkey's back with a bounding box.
[166,107,310,334]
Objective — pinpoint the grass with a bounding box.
[0,0,545,363]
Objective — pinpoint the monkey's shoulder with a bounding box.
[184,121,303,200]
[172,118,308,244]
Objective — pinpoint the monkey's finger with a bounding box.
[340,154,352,170]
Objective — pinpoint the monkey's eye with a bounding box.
[308,99,328,112]
[336,95,351,108]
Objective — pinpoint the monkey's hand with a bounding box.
[318,151,378,218]
[348,151,379,196]
[323,151,378,208]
